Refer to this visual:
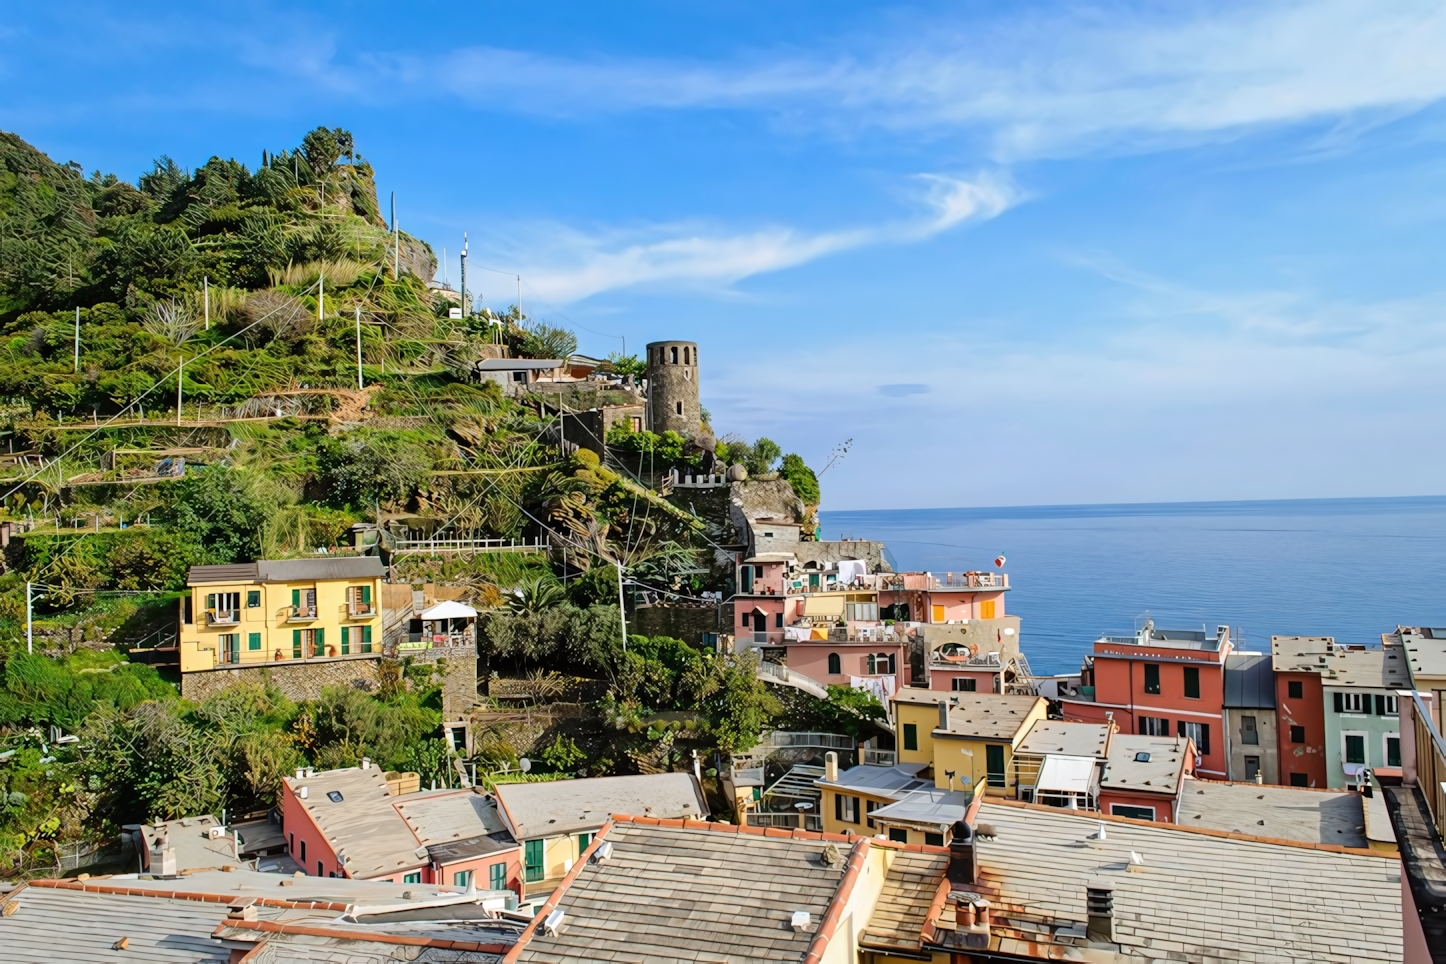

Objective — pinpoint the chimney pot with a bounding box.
[361,757,371,770]
[825,751,839,783]
[946,820,977,886]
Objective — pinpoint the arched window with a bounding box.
[683,346,691,364]
[828,653,841,675]
[670,346,679,364]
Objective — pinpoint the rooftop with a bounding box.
[494,773,708,840]
[1271,634,1411,688]
[815,762,930,798]
[1223,652,1276,707]
[138,814,239,873]
[859,850,950,955]
[0,885,237,963]
[891,690,1045,741]
[510,819,850,962]
[189,556,383,586]
[1014,720,1111,758]
[955,802,1401,962]
[1095,623,1231,657]
[392,787,517,863]
[1392,627,1446,680]
[1176,781,1368,847]
[475,358,564,370]
[1099,734,1189,795]
[867,787,975,830]
[283,766,429,878]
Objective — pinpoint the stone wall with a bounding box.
[180,658,385,702]
[631,603,733,646]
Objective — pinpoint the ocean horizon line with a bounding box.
[821,492,1446,519]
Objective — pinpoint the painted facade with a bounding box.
[180,558,384,676]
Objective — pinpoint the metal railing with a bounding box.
[347,603,376,617]
[288,606,316,620]
[1412,691,1446,840]
[744,812,824,831]
[754,663,829,699]
[861,748,896,767]
[207,610,240,626]
[880,571,1008,591]
[393,535,550,555]
[756,730,855,750]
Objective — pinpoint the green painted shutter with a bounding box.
[362,625,372,652]
[341,626,349,654]
[248,632,261,651]
[206,593,215,610]
[314,627,324,656]
[292,629,301,658]
[291,589,300,607]
[362,585,372,605]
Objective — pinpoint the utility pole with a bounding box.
[355,306,363,390]
[391,192,399,278]
[203,275,210,330]
[25,581,32,654]
[460,233,468,319]
[318,272,324,322]
[73,307,79,372]
[176,356,183,426]
[615,562,628,652]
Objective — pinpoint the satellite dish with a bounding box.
[519,758,532,773]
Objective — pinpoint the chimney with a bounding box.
[825,751,839,783]
[952,892,991,938]
[1086,879,1115,943]
[361,757,371,770]
[149,831,176,876]
[946,820,977,886]
[938,700,951,731]
[295,768,305,780]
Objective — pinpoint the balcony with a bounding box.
[206,610,239,627]
[288,606,317,621]
[862,748,897,767]
[398,631,474,651]
[743,812,824,831]
[346,602,377,618]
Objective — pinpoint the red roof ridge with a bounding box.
[801,838,871,964]
[26,878,352,910]
[215,918,510,953]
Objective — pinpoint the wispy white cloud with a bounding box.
[486,171,1020,303]
[342,1,1446,160]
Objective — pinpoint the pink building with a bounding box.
[280,764,520,894]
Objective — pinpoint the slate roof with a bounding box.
[953,802,1402,963]
[494,773,707,840]
[860,850,950,954]
[511,821,850,962]
[0,885,238,963]
[240,935,503,963]
[189,556,383,585]
[1176,781,1368,847]
[139,814,240,872]
[1099,734,1189,796]
[1393,627,1446,680]
[1223,653,1277,708]
[891,690,1045,741]
[814,761,930,798]
[1014,720,1111,758]
[393,788,511,847]
[284,767,429,878]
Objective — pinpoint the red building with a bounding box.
[1270,635,1330,789]
[1060,623,1234,779]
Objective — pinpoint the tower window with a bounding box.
[670,347,679,364]
[675,401,683,415]
[684,346,690,364]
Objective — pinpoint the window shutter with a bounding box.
[206,593,215,610]
[362,585,372,605]
[1200,724,1210,755]
[1333,692,1343,713]
[1375,694,1386,715]
[852,796,861,823]
[362,625,372,643]
[341,627,349,653]
[835,793,842,820]
[1176,719,1186,738]
[315,628,324,653]
[292,589,300,607]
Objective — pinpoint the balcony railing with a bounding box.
[1412,691,1446,841]
[347,603,376,618]
[288,606,317,621]
[755,730,856,750]
[207,610,239,626]
[744,812,824,831]
[862,748,897,767]
[880,571,1008,591]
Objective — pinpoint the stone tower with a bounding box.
[646,340,702,437]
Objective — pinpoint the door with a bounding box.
[980,600,996,619]
[986,744,1006,787]
[1245,756,1260,781]
[931,605,945,623]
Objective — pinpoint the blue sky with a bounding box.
[6,1,1446,509]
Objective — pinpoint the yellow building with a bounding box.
[179,558,385,674]
[892,689,1048,796]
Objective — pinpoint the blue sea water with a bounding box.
[819,496,1446,675]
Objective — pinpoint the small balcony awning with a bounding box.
[1036,754,1101,795]
[419,600,478,620]
[803,596,845,617]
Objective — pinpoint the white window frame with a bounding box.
[1341,729,1369,767]
[1384,732,1401,767]
[1338,692,1368,715]
[1110,803,1156,820]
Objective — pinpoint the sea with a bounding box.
[819,496,1446,676]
